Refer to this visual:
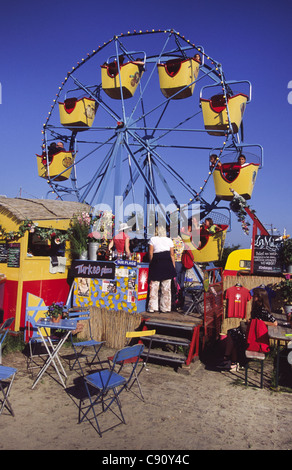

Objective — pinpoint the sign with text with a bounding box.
[0,241,7,263]
[253,235,282,274]
[70,260,115,279]
[7,243,20,268]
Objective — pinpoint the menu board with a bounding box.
[0,241,7,263]
[7,243,21,268]
[253,235,282,274]
[70,260,115,279]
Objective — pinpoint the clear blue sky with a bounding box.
[1,0,292,248]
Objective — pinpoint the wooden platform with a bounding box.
[140,310,203,368]
[141,310,203,328]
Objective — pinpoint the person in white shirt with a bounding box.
[147,226,176,313]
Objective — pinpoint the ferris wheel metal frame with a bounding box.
[40,28,262,231]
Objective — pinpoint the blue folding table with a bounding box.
[32,318,77,389]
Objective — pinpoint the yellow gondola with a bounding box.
[192,224,228,263]
[181,224,228,263]
[58,97,97,130]
[157,57,200,99]
[200,93,248,136]
[213,163,259,200]
[36,151,75,181]
[193,225,228,263]
[101,60,144,99]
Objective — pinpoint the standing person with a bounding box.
[172,234,185,312]
[107,222,131,258]
[148,226,176,313]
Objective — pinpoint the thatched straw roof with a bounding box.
[0,197,90,224]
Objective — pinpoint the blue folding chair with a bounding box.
[79,344,144,436]
[68,310,105,375]
[25,293,56,375]
[0,317,14,364]
[108,330,156,401]
[0,365,17,417]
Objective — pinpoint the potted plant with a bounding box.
[46,301,67,323]
[87,230,101,260]
[68,212,91,259]
[280,239,292,273]
[274,279,292,317]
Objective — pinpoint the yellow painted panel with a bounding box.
[101,61,144,99]
[158,58,199,99]
[59,97,97,129]
[213,163,259,200]
[36,151,75,181]
[201,93,248,135]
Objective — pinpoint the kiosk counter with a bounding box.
[71,259,149,313]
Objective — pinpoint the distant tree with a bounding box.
[215,244,241,269]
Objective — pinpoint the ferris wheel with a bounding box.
[37,29,262,260]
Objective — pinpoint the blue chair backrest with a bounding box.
[68,310,92,337]
[0,317,14,345]
[113,344,144,366]
[68,311,90,321]
[25,293,49,342]
[97,344,144,391]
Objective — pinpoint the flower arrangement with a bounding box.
[46,301,68,321]
[90,210,114,243]
[68,212,91,258]
[87,230,101,243]
[0,219,70,243]
[229,190,251,235]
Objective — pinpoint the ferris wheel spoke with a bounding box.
[128,34,173,125]
[69,74,121,123]
[123,140,163,208]
[127,128,200,201]
[80,145,114,203]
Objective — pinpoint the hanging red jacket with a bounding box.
[246,318,270,353]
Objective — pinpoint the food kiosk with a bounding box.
[70,258,149,314]
[0,197,90,331]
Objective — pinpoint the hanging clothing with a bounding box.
[246,318,270,353]
[225,285,251,318]
[172,236,184,263]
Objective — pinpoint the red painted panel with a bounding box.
[3,280,18,323]
[20,279,70,329]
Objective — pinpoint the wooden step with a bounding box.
[141,349,186,365]
[142,311,202,328]
[141,334,190,348]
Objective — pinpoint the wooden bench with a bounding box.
[245,350,265,388]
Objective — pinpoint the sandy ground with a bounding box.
[0,345,292,452]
